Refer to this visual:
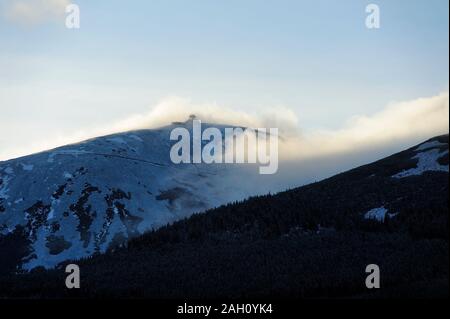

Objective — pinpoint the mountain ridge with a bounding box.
[0,133,447,298]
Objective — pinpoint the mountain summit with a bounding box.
[0,122,267,270]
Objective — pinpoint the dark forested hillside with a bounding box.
[0,135,448,298]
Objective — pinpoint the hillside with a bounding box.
[0,120,270,271]
[0,134,448,298]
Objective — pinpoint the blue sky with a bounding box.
[0,0,448,160]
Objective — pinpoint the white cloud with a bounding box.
[0,92,448,163]
[284,91,449,160]
[3,0,69,25]
[105,96,300,135]
[93,92,449,161]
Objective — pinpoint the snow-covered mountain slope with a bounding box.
[0,120,268,270]
[2,135,447,299]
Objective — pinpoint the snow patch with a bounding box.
[0,175,11,200]
[415,140,447,151]
[364,207,388,222]
[21,163,34,171]
[48,149,90,163]
[47,209,54,221]
[48,196,61,221]
[63,172,73,179]
[129,135,143,142]
[364,207,398,222]
[107,137,126,144]
[388,212,399,219]
[392,149,449,178]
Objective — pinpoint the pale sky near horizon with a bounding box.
[0,0,449,161]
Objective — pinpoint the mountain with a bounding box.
[0,120,270,271]
[0,134,448,298]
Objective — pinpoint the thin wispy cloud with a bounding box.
[284,91,450,160]
[2,0,69,25]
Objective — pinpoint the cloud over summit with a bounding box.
[1,91,447,163]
